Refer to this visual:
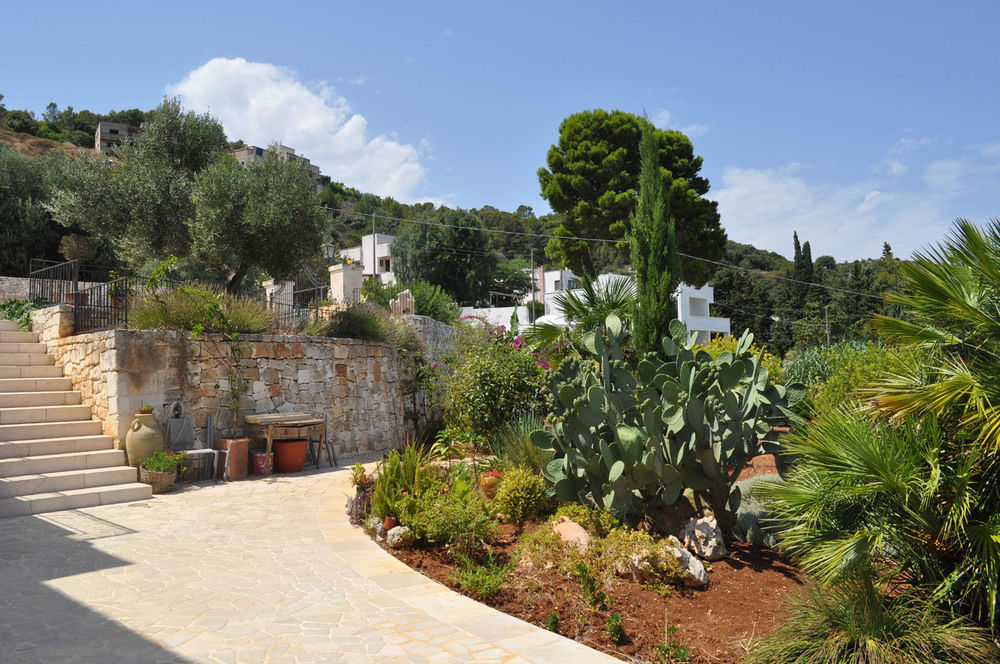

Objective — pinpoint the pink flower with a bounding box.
[431,362,441,369]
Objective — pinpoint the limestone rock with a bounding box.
[552,517,591,552]
[386,526,414,549]
[664,537,709,588]
[683,516,727,561]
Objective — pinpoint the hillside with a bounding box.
[0,125,97,159]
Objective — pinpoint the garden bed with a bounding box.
[385,521,801,663]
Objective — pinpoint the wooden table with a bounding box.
[244,413,331,468]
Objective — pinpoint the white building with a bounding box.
[675,283,730,343]
[339,233,396,284]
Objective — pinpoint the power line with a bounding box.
[321,204,886,301]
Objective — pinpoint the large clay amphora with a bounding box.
[125,413,164,467]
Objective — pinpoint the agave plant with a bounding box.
[868,217,1000,455]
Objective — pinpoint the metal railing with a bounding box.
[28,259,79,304]
[73,277,132,334]
[268,285,335,331]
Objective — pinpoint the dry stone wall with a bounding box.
[30,308,438,460]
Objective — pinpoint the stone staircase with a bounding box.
[0,319,151,518]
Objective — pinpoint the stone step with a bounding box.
[0,330,39,344]
[0,482,151,518]
[0,434,114,459]
[0,320,20,332]
[0,353,54,366]
[0,366,64,379]
[0,377,73,393]
[0,420,103,442]
[0,466,139,498]
[0,449,125,478]
[0,342,47,354]
[0,404,92,426]
[0,391,81,408]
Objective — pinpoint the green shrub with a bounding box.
[362,278,459,324]
[517,517,583,574]
[748,581,999,664]
[130,285,275,334]
[431,427,485,460]
[605,613,625,645]
[488,413,553,474]
[370,443,438,520]
[0,298,46,330]
[448,550,511,599]
[587,528,683,593]
[781,345,833,387]
[320,302,422,353]
[545,612,560,633]
[443,341,546,438]
[552,503,622,538]
[406,491,495,557]
[492,467,546,525]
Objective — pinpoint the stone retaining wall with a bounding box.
[0,276,29,302]
[30,308,438,459]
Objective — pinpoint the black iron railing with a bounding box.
[28,259,79,304]
[73,277,132,334]
[268,285,336,331]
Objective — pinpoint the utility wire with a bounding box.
[321,204,887,301]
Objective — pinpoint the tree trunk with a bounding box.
[226,263,249,294]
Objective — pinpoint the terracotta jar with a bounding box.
[125,413,164,468]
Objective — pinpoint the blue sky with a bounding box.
[3,1,998,261]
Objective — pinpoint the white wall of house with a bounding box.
[340,233,396,284]
[460,306,530,329]
[675,283,730,344]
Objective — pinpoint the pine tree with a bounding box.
[631,121,681,355]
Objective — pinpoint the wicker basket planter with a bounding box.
[139,467,176,494]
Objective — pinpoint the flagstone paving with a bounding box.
[0,458,617,663]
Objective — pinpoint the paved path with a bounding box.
[0,460,617,663]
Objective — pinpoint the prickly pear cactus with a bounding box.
[531,315,804,529]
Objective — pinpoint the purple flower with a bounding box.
[431,362,441,369]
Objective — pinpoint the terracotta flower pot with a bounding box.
[273,439,309,473]
[383,516,398,530]
[480,473,502,500]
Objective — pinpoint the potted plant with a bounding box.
[213,335,251,480]
[125,404,163,467]
[139,450,186,493]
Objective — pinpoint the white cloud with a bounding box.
[980,143,1000,157]
[922,159,965,193]
[680,123,710,137]
[713,164,949,261]
[349,74,370,85]
[166,57,427,201]
[651,108,672,128]
[889,136,933,156]
[877,159,907,177]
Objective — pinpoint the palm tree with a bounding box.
[868,218,1000,456]
[759,408,1000,633]
[523,275,636,356]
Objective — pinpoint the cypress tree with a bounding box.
[631,121,681,355]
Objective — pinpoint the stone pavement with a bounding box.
[0,459,619,663]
